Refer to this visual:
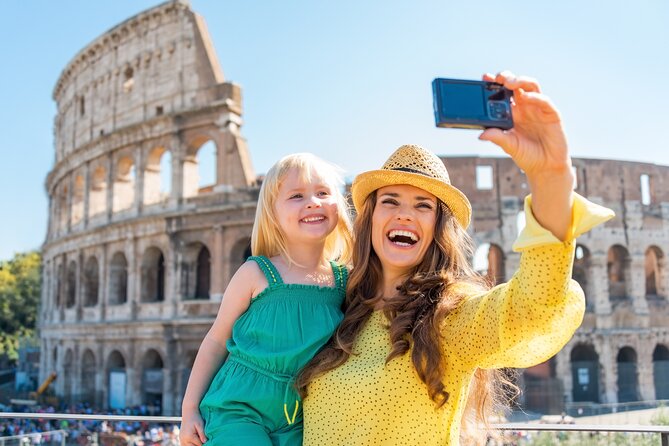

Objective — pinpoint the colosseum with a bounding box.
[40,0,669,417]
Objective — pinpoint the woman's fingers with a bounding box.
[514,89,561,121]
[488,71,541,93]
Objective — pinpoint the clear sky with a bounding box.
[0,0,667,261]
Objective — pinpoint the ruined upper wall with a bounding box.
[52,0,232,162]
[443,156,669,234]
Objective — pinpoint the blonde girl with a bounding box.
[180,153,352,446]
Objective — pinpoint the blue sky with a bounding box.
[0,0,667,260]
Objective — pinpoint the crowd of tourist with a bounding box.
[0,402,180,445]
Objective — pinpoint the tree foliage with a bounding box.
[0,251,41,361]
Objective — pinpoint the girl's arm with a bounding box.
[179,261,265,446]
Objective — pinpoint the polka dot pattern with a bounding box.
[303,195,614,446]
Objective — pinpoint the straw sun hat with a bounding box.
[351,144,472,229]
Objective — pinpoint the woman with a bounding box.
[297,72,614,445]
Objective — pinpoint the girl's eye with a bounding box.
[317,190,330,197]
[289,194,303,199]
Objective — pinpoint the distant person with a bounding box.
[297,72,615,445]
[180,153,353,445]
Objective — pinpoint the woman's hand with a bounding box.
[179,407,207,446]
[479,71,572,179]
[479,71,574,240]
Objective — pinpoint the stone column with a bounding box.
[134,144,145,215]
[638,336,656,401]
[83,162,91,228]
[556,348,573,404]
[170,136,184,205]
[590,255,612,315]
[629,254,649,314]
[659,256,668,298]
[210,225,224,302]
[106,153,114,223]
[129,236,139,320]
[100,243,108,322]
[600,338,618,404]
[66,174,73,233]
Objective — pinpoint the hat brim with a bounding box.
[351,170,472,229]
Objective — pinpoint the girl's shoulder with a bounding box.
[232,258,269,298]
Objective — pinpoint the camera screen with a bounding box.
[439,83,485,118]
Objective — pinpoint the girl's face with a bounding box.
[371,184,437,278]
[274,167,339,246]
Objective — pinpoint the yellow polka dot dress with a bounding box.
[303,193,614,445]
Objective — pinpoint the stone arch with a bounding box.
[89,165,107,217]
[80,349,96,404]
[141,349,164,409]
[112,155,136,212]
[144,146,172,205]
[106,350,127,410]
[56,263,64,308]
[71,174,85,225]
[182,242,211,300]
[57,183,69,232]
[109,252,128,305]
[83,256,100,307]
[573,244,593,311]
[571,343,600,403]
[230,237,252,278]
[653,344,669,400]
[617,346,639,403]
[474,243,505,285]
[65,260,77,308]
[183,135,217,198]
[63,348,74,401]
[141,247,166,302]
[645,246,664,298]
[607,245,631,300]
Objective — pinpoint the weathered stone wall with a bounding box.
[444,155,669,411]
[40,0,257,416]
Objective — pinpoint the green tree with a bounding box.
[0,250,41,362]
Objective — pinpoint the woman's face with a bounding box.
[371,184,437,278]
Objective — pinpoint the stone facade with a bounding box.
[445,156,669,413]
[40,0,669,418]
[40,0,257,415]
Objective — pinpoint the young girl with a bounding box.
[179,153,352,446]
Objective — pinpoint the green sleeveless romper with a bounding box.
[199,256,347,446]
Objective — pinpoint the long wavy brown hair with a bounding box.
[297,190,518,444]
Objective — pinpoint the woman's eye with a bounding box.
[417,202,433,209]
[381,199,398,206]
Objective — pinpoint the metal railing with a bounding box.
[0,430,67,446]
[2,412,669,445]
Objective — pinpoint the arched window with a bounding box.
[66,261,77,308]
[89,166,107,218]
[142,349,164,409]
[571,344,600,403]
[109,252,128,305]
[71,175,85,225]
[645,246,664,298]
[107,350,127,410]
[83,256,99,307]
[573,245,592,311]
[608,245,630,300]
[617,347,639,403]
[144,147,172,205]
[81,350,96,404]
[183,138,217,198]
[112,156,136,213]
[141,247,165,302]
